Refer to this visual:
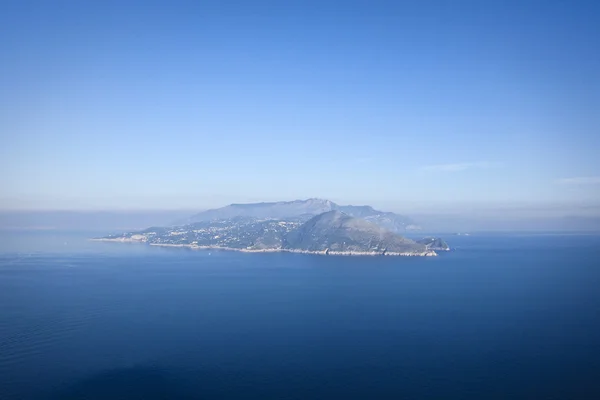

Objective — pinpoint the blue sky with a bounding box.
[1,0,599,212]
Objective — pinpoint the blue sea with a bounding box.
[1,231,599,399]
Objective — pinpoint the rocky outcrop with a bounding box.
[416,237,450,251]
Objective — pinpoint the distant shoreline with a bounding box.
[90,238,437,257]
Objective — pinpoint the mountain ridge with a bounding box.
[179,198,419,232]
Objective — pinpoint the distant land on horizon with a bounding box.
[1,199,599,233]
[95,200,451,256]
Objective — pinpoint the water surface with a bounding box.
[1,231,599,399]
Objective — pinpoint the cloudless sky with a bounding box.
[1,0,599,212]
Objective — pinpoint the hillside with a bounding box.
[179,199,418,232]
[284,211,430,254]
[97,210,436,256]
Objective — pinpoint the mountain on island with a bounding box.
[284,211,430,255]
[180,198,419,232]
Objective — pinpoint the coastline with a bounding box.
[91,238,437,257]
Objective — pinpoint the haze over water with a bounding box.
[1,231,599,399]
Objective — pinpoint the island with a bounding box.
[94,199,449,257]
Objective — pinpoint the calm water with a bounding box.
[1,231,599,399]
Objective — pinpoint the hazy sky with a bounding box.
[1,0,599,212]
